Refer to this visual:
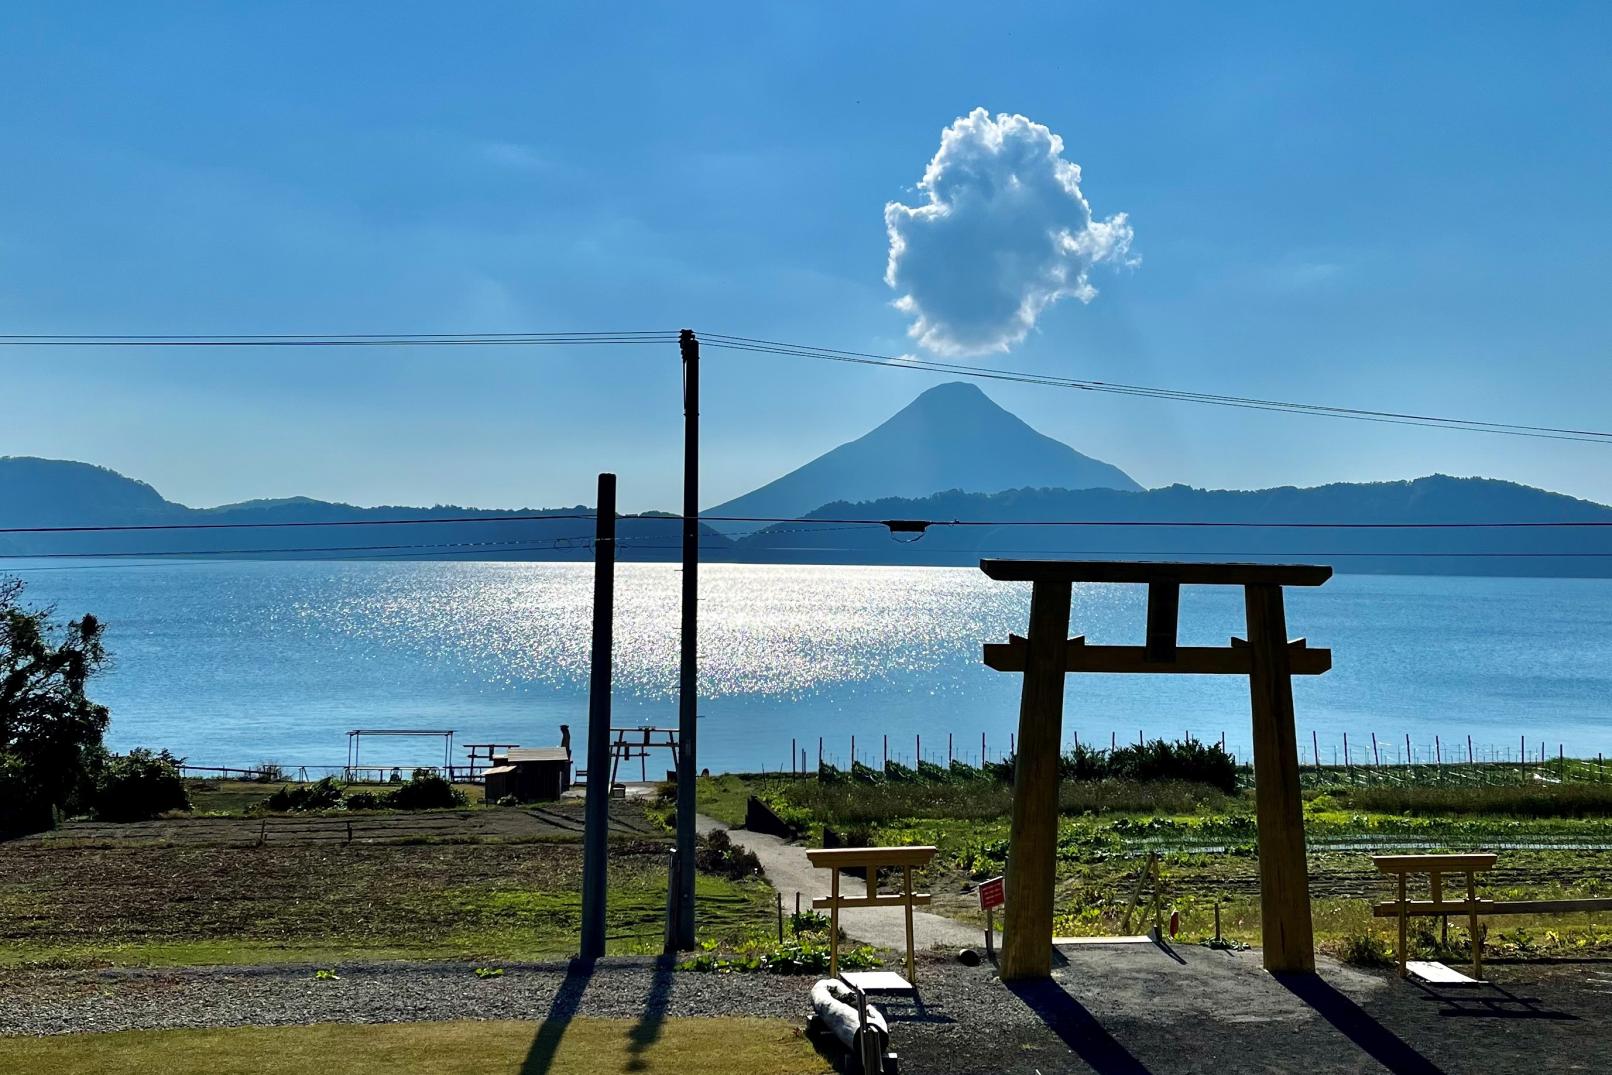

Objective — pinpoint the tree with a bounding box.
[0,575,110,829]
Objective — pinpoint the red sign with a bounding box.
[978,875,1005,911]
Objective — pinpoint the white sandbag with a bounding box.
[810,977,889,1054]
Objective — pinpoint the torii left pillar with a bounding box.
[982,559,1332,979]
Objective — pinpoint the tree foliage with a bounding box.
[0,576,111,828]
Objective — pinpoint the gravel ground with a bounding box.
[4,949,1611,1073]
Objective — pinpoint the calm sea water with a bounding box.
[9,560,1612,773]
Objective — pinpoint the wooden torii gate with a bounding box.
[981,559,1333,979]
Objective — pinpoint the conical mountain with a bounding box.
[706,381,1141,534]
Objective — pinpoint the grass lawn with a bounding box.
[696,774,760,828]
[0,1018,832,1075]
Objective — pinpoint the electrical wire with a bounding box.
[700,333,1612,444]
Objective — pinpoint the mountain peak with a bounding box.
[706,380,1142,533]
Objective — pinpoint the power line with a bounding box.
[710,515,1612,529]
[0,513,597,535]
[700,333,1612,444]
[0,535,601,560]
[6,513,1610,536]
[5,324,1604,443]
[0,331,678,347]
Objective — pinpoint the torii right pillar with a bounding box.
[982,560,1332,979]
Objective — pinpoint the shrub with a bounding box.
[343,790,384,810]
[92,748,190,821]
[1060,742,1109,782]
[265,776,344,812]
[1107,739,1237,795]
[387,769,466,810]
[254,762,285,784]
[696,829,762,881]
[1338,933,1394,968]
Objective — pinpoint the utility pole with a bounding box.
[674,329,699,949]
[580,472,616,961]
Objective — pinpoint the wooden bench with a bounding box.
[1372,853,1612,983]
[1372,854,1496,981]
[806,845,936,985]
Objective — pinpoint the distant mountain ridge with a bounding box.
[0,456,720,562]
[705,381,1140,534]
[729,477,1612,577]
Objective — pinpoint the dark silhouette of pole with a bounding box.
[580,472,616,960]
[674,329,699,949]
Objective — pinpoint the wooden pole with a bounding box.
[903,864,917,985]
[1001,580,1073,980]
[673,330,700,950]
[580,472,617,961]
[1244,583,1315,974]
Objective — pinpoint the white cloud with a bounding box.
[884,108,1136,356]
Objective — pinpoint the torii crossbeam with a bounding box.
[981,559,1333,979]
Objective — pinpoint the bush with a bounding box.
[92,748,190,821]
[266,776,345,812]
[1338,933,1394,968]
[254,761,285,784]
[1059,742,1109,782]
[343,790,384,810]
[387,769,466,810]
[1105,739,1238,795]
[696,829,761,881]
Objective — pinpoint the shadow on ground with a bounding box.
[520,956,675,1075]
[1274,972,1448,1075]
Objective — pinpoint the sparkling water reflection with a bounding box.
[10,561,1612,773]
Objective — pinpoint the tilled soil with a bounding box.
[0,839,676,951]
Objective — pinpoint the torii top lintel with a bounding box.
[980,559,1333,674]
[979,559,1332,587]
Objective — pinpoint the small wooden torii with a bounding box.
[981,559,1333,979]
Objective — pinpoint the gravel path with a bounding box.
[696,814,997,953]
[4,950,1610,1072]
[0,958,810,1038]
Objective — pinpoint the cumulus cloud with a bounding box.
[884,108,1136,356]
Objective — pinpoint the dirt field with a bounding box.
[14,799,663,846]
[0,801,767,967]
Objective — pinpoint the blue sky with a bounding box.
[2,3,1609,513]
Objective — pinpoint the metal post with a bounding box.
[674,330,699,949]
[580,472,617,961]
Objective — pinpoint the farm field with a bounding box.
[710,770,1612,964]
[0,799,771,968]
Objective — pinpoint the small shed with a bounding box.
[484,747,572,802]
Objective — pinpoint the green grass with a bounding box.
[696,774,759,827]
[0,1018,832,1075]
[1344,781,1612,818]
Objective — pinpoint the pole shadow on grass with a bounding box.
[521,959,595,1075]
[625,956,675,1072]
[1274,972,1447,1075]
[1005,978,1153,1075]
